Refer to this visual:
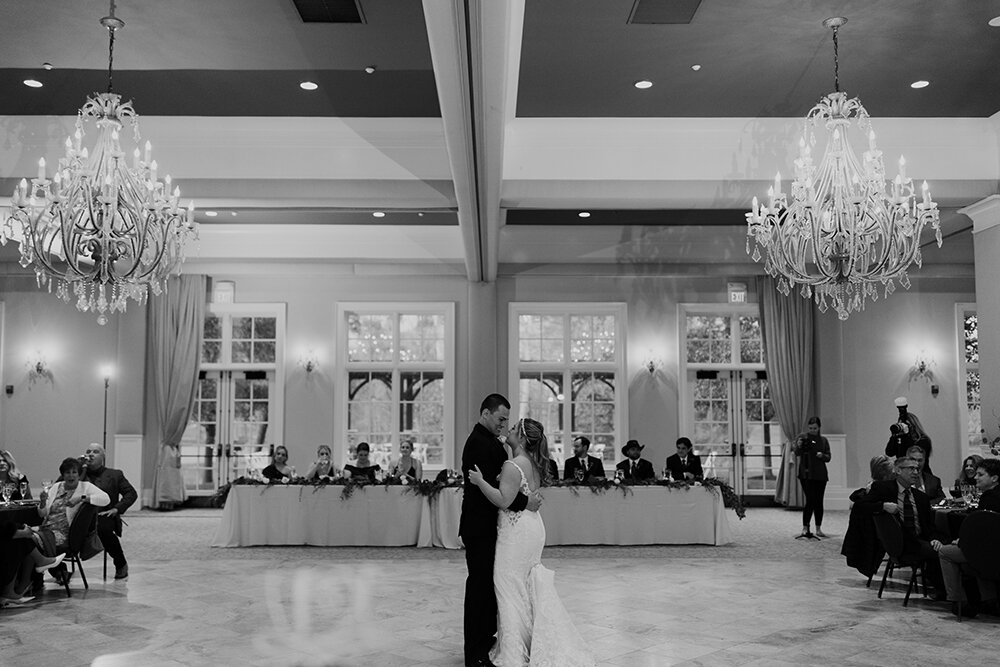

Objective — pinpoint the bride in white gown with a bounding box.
[469,418,595,667]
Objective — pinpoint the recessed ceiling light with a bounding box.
[230,211,238,217]
[691,64,702,71]
[989,16,1000,27]
[910,80,929,89]
[205,210,218,217]
[364,66,377,74]
[23,79,43,88]
[372,211,385,218]
[578,211,591,218]
[42,62,54,71]
[634,80,653,89]
[299,81,318,91]
[417,212,424,217]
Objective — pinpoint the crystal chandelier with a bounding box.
[1,0,197,325]
[745,17,941,321]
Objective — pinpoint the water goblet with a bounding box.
[1,483,12,505]
[573,468,584,483]
[19,479,29,500]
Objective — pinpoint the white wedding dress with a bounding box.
[491,461,595,667]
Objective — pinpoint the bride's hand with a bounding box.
[468,465,484,486]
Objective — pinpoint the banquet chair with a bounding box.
[872,513,927,606]
[61,504,99,597]
[953,510,1000,621]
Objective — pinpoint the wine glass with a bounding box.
[573,468,585,483]
[961,484,974,506]
[19,479,29,500]
[1,483,13,505]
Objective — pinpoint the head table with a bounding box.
[211,483,733,548]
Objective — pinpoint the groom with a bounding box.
[460,393,541,667]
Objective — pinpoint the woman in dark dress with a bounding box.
[391,439,423,481]
[303,444,336,481]
[343,442,381,482]
[954,454,984,493]
[261,446,296,482]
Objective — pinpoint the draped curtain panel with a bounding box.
[757,277,816,508]
[149,275,206,505]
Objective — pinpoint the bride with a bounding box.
[469,418,595,667]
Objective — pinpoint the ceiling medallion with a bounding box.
[1,0,197,325]
[745,17,941,320]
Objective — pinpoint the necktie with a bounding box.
[902,488,917,534]
[681,458,687,467]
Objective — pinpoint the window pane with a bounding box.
[232,317,252,339]
[570,315,616,362]
[232,341,251,363]
[254,317,276,340]
[399,371,445,467]
[518,372,565,462]
[686,315,731,364]
[253,341,276,364]
[967,369,981,448]
[347,371,394,464]
[202,341,221,364]
[571,371,615,464]
[399,314,445,363]
[965,314,979,364]
[519,314,564,362]
[347,312,394,362]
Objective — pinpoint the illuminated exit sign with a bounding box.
[728,282,747,304]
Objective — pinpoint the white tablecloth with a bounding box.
[417,485,732,548]
[211,485,424,547]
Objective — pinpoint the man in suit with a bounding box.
[906,445,945,504]
[82,443,138,580]
[666,437,703,481]
[855,456,944,592]
[933,458,1000,618]
[563,436,605,482]
[616,439,655,481]
[459,395,540,667]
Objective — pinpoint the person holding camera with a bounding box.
[885,397,933,474]
[793,416,831,539]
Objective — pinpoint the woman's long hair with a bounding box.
[959,454,984,484]
[0,449,23,480]
[516,418,551,486]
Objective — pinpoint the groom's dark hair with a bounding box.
[480,393,510,414]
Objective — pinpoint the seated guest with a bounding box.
[666,437,703,481]
[906,444,945,504]
[390,439,423,481]
[36,457,110,559]
[0,450,31,500]
[616,440,655,481]
[854,456,945,593]
[1,521,65,605]
[841,455,897,578]
[954,454,984,493]
[344,442,381,482]
[262,445,296,481]
[933,458,1000,617]
[563,436,605,482]
[83,443,139,580]
[303,444,336,481]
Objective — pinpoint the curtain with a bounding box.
[149,275,206,507]
[757,276,816,508]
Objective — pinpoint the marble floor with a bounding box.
[1,508,996,666]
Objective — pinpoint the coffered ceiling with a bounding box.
[1,0,997,281]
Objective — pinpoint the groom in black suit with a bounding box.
[460,394,540,667]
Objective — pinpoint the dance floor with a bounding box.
[1,508,996,666]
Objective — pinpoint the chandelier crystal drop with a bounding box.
[745,17,941,321]
[1,1,197,325]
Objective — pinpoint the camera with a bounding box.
[889,423,902,436]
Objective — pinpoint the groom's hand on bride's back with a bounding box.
[526,491,543,512]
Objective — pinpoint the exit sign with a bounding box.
[728,282,747,304]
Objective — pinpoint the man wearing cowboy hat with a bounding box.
[616,439,655,481]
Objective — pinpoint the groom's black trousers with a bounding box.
[464,534,498,665]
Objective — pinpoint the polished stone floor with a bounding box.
[1,508,996,666]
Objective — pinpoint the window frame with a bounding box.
[334,302,455,473]
[507,302,628,467]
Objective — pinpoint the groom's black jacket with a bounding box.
[459,422,527,539]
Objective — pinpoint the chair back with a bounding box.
[872,512,906,561]
[959,510,1000,581]
[66,504,98,556]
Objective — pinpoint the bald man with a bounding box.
[82,443,138,579]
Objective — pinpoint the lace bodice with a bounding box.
[500,460,532,527]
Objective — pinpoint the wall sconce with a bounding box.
[299,351,319,374]
[26,353,53,385]
[908,351,938,396]
[644,355,663,376]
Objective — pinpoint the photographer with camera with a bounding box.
[793,416,831,539]
[885,397,933,474]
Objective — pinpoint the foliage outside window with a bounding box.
[959,308,981,451]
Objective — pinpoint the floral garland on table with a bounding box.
[546,477,746,519]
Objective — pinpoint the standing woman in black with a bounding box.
[793,416,831,538]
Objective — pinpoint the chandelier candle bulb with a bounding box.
[144,140,151,163]
[37,158,46,181]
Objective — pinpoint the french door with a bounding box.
[180,370,277,495]
[686,369,781,496]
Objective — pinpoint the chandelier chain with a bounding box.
[107,20,116,94]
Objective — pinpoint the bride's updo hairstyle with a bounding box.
[517,418,552,485]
